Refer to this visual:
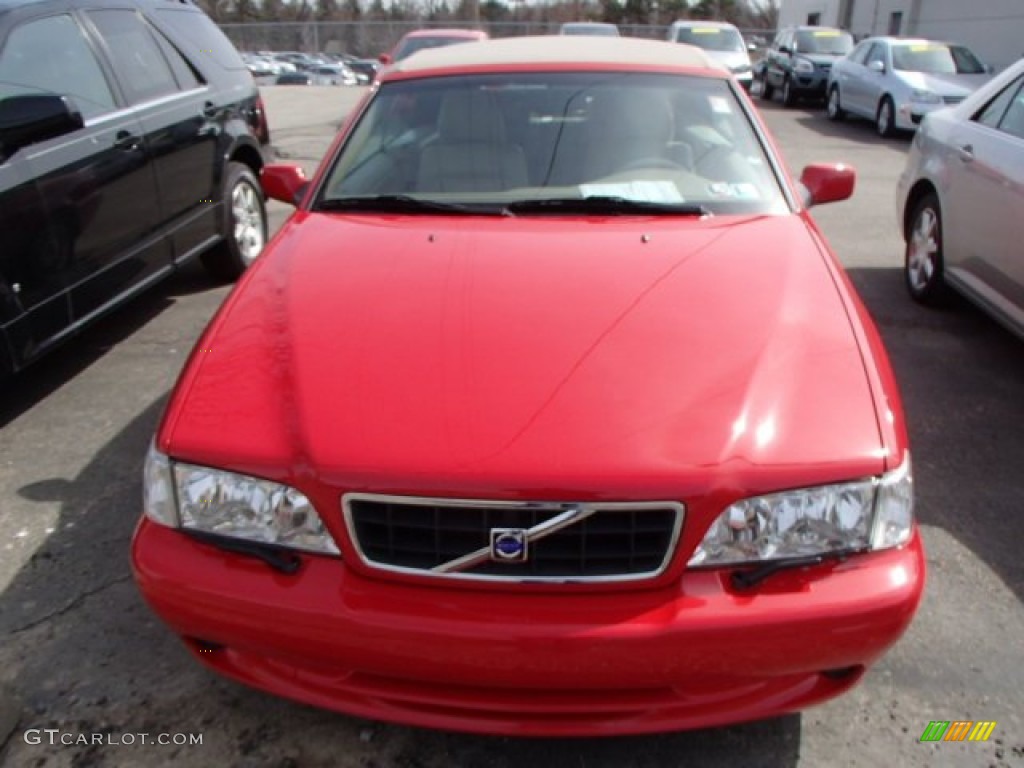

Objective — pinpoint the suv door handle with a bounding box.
[201,101,217,118]
[957,144,975,163]
[113,130,142,152]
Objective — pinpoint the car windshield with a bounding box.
[393,36,475,62]
[794,29,853,55]
[317,72,788,216]
[562,24,619,37]
[674,27,745,53]
[892,43,986,74]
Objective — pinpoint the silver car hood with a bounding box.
[898,70,992,97]
[704,50,751,71]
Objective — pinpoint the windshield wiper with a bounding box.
[730,548,862,591]
[317,195,504,215]
[504,197,710,216]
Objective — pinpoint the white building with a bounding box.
[777,0,1024,70]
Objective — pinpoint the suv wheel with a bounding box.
[826,85,845,121]
[782,77,798,107]
[760,76,775,100]
[876,96,897,138]
[201,161,268,281]
[905,193,948,305]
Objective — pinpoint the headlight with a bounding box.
[793,58,815,74]
[910,89,942,104]
[688,455,913,567]
[143,444,339,555]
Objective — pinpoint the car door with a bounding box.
[850,42,888,117]
[0,8,163,369]
[943,74,1024,320]
[766,30,790,90]
[83,6,220,267]
[835,41,871,117]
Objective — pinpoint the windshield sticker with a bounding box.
[707,182,761,200]
[579,181,685,203]
[813,30,842,37]
[709,96,732,114]
[692,28,721,34]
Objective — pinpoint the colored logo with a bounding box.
[490,528,528,562]
[920,721,997,742]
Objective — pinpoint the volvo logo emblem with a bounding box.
[490,528,528,562]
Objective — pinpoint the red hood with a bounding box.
[163,212,885,499]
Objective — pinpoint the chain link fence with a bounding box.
[218,21,771,60]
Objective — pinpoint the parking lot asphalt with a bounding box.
[1,86,1022,768]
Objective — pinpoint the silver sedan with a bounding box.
[896,57,1024,336]
[828,37,991,136]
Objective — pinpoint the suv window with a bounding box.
[151,30,203,90]
[87,10,178,104]
[155,9,246,71]
[0,14,115,120]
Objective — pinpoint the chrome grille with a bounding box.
[342,494,684,583]
[942,95,964,105]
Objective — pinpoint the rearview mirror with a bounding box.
[0,94,83,161]
[261,164,309,206]
[799,163,856,207]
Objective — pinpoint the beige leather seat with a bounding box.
[416,90,528,194]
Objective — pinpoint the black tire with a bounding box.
[782,77,798,107]
[826,85,845,121]
[201,161,268,281]
[876,96,897,138]
[760,77,775,100]
[904,193,948,305]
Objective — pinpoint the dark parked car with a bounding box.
[0,0,270,380]
[758,25,854,106]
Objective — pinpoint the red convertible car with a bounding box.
[133,37,924,736]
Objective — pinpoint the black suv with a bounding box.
[0,0,270,380]
[758,26,854,106]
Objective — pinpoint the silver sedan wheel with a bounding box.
[908,206,939,292]
[232,181,265,266]
[877,99,894,137]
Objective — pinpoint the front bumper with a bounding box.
[132,519,925,736]
[788,70,830,97]
[897,100,948,132]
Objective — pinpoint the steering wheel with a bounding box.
[617,156,688,173]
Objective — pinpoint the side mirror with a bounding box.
[868,59,886,74]
[261,164,309,206]
[779,46,791,55]
[748,42,758,52]
[0,94,83,161]
[799,163,855,207]
[378,52,393,65]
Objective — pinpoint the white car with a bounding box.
[666,21,753,90]
[896,57,1024,336]
[827,37,992,136]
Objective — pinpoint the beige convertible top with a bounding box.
[391,35,726,75]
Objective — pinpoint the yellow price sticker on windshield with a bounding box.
[814,30,841,37]
[909,44,940,52]
[692,28,721,34]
